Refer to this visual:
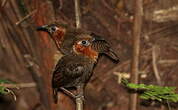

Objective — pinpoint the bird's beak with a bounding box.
[36,25,49,32]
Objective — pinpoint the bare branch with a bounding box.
[74,0,81,28]
[0,82,36,89]
[129,0,143,110]
[16,10,37,26]
[74,0,83,110]
[75,86,84,110]
[152,46,162,85]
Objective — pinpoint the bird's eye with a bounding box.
[78,40,90,46]
[82,41,87,45]
[51,27,56,32]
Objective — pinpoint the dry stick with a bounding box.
[74,0,81,29]
[1,0,8,7]
[152,46,162,85]
[74,0,83,110]
[0,83,36,89]
[152,46,166,110]
[24,56,51,110]
[0,83,36,101]
[15,10,37,26]
[129,0,143,110]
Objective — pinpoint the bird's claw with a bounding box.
[75,94,85,101]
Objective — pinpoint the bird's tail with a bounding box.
[105,48,119,62]
[53,88,58,104]
[91,39,119,62]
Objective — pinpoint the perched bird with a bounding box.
[51,34,119,103]
[36,23,119,60]
[37,23,119,103]
[37,23,88,55]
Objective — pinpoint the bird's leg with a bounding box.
[60,85,85,100]
[76,85,84,100]
[75,85,85,110]
[60,87,76,98]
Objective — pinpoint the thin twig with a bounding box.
[24,55,50,110]
[0,83,36,89]
[167,100,171,110]
[59,0,63,9]
[152,47,165,110]
[15,10,37,26]
[152,46,162,85]
[1,0,8,8]
[74,0,81,28]
[158,59,178,64]
[129,0,143,110]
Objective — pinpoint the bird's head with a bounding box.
[36,23,67,50]
[73,34,99,62]
[73,33,119,62]
[36,23,67,36]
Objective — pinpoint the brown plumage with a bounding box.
[37,23,119,61]
[52,36,99,103]
[37,23,119,103]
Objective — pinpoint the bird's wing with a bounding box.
[63,63,84,77]
[52,60,84,88]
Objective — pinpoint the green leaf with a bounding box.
[122,79,178,103]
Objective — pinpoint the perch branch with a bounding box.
[129,0,143,110]
[76,97,84,110]
[75,86,84,110]
[74,0,83,110]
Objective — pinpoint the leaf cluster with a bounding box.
[122,79,178,103]
[0,79,13,94]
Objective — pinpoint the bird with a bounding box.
[51,33,119,103]
[37,23,89,55]
[36,23,119,61]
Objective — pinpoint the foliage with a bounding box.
[0,79,10,94]
[0,79,13,94]
[122,79,178,103]
[0,79,17,100]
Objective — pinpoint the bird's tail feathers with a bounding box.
[105,49,119,62]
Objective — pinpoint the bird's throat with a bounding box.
[73,45,99,62]
[52,29,66,50]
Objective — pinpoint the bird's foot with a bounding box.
[60,87,76,98]
[75,94,85,104]
[75,94,85,102]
